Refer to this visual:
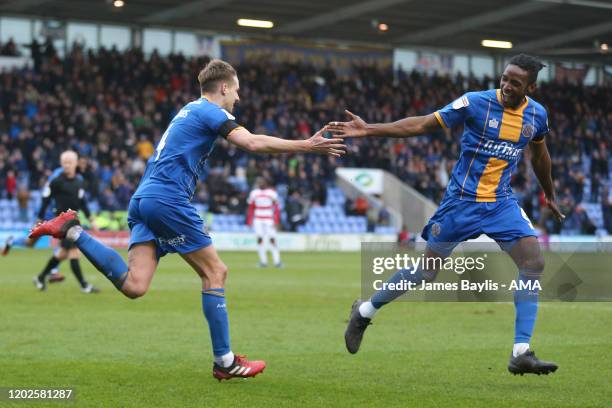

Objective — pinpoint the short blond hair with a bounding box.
[198,59,237,94]
[60,150,78,162]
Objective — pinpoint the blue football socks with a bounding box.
[75,231,128,289]
[513,271,540,344]
[371,267,424,309]
[202,289,232,358]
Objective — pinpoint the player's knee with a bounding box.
[123,283,148,299]
[523,255,545,275]
[124,288,145,299]
[208,263,228,286]
[122,270,150,299]
[217,263,229,282]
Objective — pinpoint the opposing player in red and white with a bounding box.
[247,177,282,268]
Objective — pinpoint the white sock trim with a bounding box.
[513,343,530,357]
[214,351,235,368]
[358,301,377,319]
[66,226,83,241]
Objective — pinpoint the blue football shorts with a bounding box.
[421,195,536,257]
[127,197,212,257]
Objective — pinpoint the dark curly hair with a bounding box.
[507,54,546,84]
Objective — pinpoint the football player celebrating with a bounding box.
[30,59,345,381]
[329,54,563,376]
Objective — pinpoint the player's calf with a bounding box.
[183,248,228,289]
[2,236,13,256]
[115,243,158,298]
[3,235,38,256]
[256,236,268,267]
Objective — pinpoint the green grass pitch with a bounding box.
[1,249,611,407]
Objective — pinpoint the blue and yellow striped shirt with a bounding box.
[434,89,549,202]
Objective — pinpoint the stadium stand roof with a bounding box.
[1,0,611,59]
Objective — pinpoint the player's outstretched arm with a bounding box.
[327,110,441,138]
[226,126,346,157]
[529,139,565,222]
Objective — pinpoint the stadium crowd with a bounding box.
[0,38,20,57]
[0,43,610,234]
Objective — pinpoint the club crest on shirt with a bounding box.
[488,118,499,129]
[431,223,441,237]
[521,123,535,138]
[452,96,470,110]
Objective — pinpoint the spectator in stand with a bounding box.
[366,206,379,232]
[602,188,612,234]
[0,38,19,56]
[136,135,155,160]
[378,207,391,226]
[99,187,120,211]
[5,170,16,199]
[575,206,596,235]
[16,178,30,222]
[285,190,308,232]
[310,181,327,206]
[77,157,98,200]
[351,196,369,216]
[397,225,415,247]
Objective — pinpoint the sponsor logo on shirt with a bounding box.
[488,118,499,129]
[158,234,186,247]
[431,223,441,237]
[482,140,523,161]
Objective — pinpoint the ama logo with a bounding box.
[509,280,542,290]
